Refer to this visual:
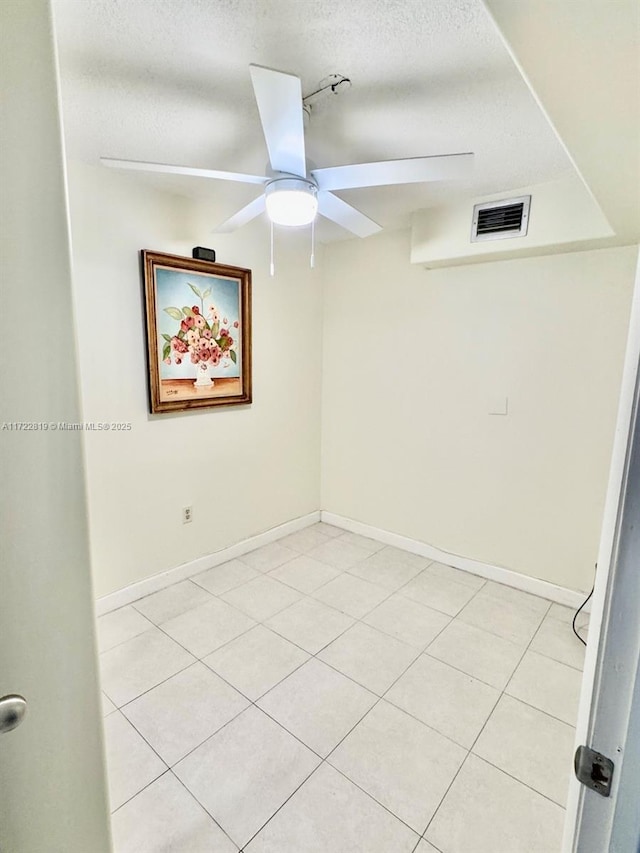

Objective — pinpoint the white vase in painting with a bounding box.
[193,361,213,388]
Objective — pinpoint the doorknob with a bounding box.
[0,694,27,734]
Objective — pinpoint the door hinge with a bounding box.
[574,745,614,797]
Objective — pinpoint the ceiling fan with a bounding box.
[102,64,474,238]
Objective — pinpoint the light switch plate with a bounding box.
[488,396,508,415]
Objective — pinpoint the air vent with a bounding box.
[471,195,531,242]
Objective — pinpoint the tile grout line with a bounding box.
[97,612,158,655]
[418,598,554,845]
[114,563,548,722]
[103,657,197,712]
[100,532,430,655]
[105,559,384,787]
[268,583,465,840]
[409,835,445,853]
[223,544,579,844]
[414,644,585,708]
[522,641,587,673]
[110,536,456,685]
[200,574,571,844]
[109,767,172,817]
[319,568,506,840]
[103,532,581,850]
[265,569,470,844]
[236,629,439,851]
[110,649,325,850]
[250,548,440,662]
[105,541,477,841]
[169,766,243,851]
[494,688,578,729]
[189,552,460,849]
[500,684,582,729]
[466,752,569,810]
[464,608,577,808]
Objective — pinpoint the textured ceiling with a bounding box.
[53,0,574,239]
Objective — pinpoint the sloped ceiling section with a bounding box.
[410,173,615,268]
[412,0,639,266]
[484,0,640,243]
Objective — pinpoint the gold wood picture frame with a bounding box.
[142,250,252,413]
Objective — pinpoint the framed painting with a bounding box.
[142,250,252,413]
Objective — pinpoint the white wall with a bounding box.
[68,164,322,598]
[321,228,637,591]
[0,2,110,849]
[67,163,636,597]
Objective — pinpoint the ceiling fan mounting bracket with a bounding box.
[302,74,352,116]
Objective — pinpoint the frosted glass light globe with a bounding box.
[265,178,318,227]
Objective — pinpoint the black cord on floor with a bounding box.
[573,584,594,647]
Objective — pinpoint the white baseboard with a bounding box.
[321,511,589,611]
[95,511,320,616]
[96,506,588,617]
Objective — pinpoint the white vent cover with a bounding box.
[471,195,531,242]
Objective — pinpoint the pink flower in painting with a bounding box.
[165,294,237,375]
[171,336,188,353]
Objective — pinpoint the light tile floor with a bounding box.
[98,523,589,852]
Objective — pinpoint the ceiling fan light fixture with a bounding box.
[265,178,318,227]
[102,66,472,239]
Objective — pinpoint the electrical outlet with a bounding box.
[182,506,193,524]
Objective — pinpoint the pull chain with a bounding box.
[310,218,315,269]
[270,220,275,277]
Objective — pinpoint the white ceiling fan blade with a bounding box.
[312,153,474,191]
[101,157,268,185]
[213,195,266,233]
[318,192,382,238]
[249,64,306,177]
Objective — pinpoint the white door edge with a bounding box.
[563,248,640,851]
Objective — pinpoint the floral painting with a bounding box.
[142,251,252,413]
